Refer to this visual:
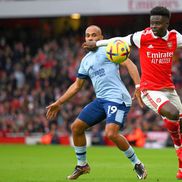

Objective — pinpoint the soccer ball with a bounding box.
[106,40,130,64]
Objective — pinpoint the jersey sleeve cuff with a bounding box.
[77,73,89,79]
[96,40,109,47]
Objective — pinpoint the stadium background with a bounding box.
[0,0,182,148]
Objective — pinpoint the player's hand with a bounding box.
[46,101,60,120]
[82,41,97,51]
[133,88,144,108]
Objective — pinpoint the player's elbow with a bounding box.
[72,81,84,92]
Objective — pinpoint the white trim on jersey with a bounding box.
[132,30,143,48]
[175,30,182,48]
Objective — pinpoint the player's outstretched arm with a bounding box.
[46,78,85,120]
[121,58,144,108]
[82,35,132,50]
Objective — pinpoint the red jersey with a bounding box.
[133,28,178,91]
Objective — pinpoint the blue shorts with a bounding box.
[78,98,130,128]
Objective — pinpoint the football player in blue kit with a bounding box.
[46,25,147,180]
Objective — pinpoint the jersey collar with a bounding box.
[152,30,169,40]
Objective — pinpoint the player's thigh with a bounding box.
[103,101,130,128]
[167,90,182,115]
[141,90,169,114]
[78,99,106,127]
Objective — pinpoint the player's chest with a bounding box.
[85,54,110,72]
[142,38,176,52]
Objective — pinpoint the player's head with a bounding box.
[150,6,171,37]
[85,25,103,42]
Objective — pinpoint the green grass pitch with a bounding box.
[0,145,179,182]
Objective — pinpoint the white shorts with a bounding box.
[141,89,182,116]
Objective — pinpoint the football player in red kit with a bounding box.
[83,6,182,179]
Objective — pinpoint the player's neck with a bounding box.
[158,30,167,38]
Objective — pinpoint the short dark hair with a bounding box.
[150,6,171,19]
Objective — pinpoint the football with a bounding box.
[106,39,130,64]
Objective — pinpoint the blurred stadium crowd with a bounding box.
[0,19,182,145]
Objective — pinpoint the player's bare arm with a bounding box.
[46,78,85,120]
[82,35,132,51]
[121,58,144,108]
[121,58,140,85]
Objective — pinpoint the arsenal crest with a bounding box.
[167,41,173,48]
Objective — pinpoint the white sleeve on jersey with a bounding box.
[132,31,143,48]
[96,34,132,47]
[176,31,182,48]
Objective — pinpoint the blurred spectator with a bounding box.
[124,119,146,147]
[0,23,181,143]
[91,124,105,145]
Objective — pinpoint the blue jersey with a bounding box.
[77,47,132,106]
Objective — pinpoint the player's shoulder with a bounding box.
[90,47,107,57]
[167,29,182,41]
[82,47,105,59]
[133,28,150,39]
[81,47,106,65]
[95,46,106,52]
[142,27,153,35]
[81,51,92,63]
[169,29,181,36]
[170,29,179,33]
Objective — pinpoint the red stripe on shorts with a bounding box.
[143,90,158,109]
